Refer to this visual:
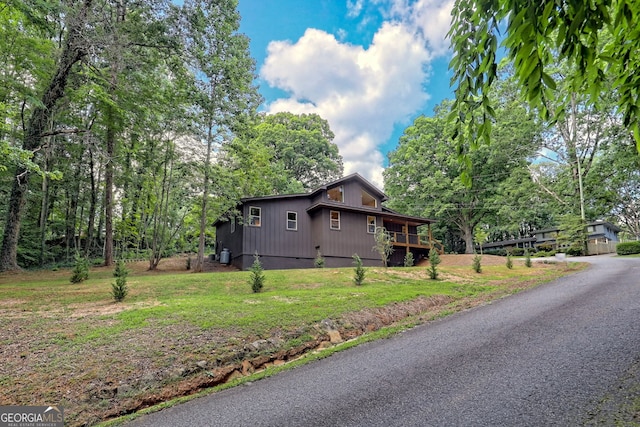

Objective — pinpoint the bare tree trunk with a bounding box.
[0,0,92,271]
[84,147,98,257]
[103,0,126,267]
[462,223,474,254]
[104,119,115,266]
[195,121,214,272]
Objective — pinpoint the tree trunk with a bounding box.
[84,147,98,257]
[462,223,474,254]
[104,119,115,266]
[195,121,214,272]
[0,0,92,271]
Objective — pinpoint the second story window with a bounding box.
[249,206,261,227]
[327,185,344,202]
[330,211,340,230]
[362,190,377,208]
[287,211,298,231]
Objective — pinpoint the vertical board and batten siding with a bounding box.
[314,209,381,267]
[241,198,315,269]
[215,218,243,266]
[339,180,383,211]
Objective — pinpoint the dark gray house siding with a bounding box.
[214,174,436,270]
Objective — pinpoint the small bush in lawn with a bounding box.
[525,250,532,268]
[506,255,513,269]
[249,252,265,293]
[616,241,640,255]
[111,260,129,302]
[472,254,482,273]
[404,251,415,267]
[428,249,441,280]
[353,254,365,286]
[314,250,325,268]
[70,253,89,283]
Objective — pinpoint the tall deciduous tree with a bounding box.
[385,87,540,253]
[0,0,93,271]
[252,112,343,192]
[181,0,261,272]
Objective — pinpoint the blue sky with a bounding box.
[237,0,455,187]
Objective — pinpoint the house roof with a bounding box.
[534,220,621,234]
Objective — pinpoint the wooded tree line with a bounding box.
[384,66,640,254]
[0,0,342,271]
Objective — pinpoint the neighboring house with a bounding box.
[533,220,621,247]
[482,220,621,254]
[214,173,441,270]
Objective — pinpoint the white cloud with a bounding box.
[259,0,453,188]
[387,0,454,55]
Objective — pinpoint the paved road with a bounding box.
[128,255,640,426]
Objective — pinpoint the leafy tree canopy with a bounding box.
[448,0,640,158]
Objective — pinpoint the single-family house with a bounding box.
[533,220,620,246]
[214,173,441,270]
[482,220,621,254]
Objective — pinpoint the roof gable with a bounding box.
[310,173,387,202]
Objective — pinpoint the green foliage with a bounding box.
[556,215,587,254]
[251,112,343,192]
[474,228,489,255]
[373,227,394,267]
[472,255,482,273]
[314,250,325,268]
[403,251,415,267]
[616,242,640,256]
[448,0,640,156]
[525,250,532,268]
[352,254,365,286]
[384,88,541,254]
[506,255,513,269]
[70,254,89,284]
[249,253,265,293]
[111,260,129,302]
[428,249,441,280]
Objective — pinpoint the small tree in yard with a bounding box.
[525,250,532,268]
[353,254,365,286]
[474,227,489,255]
[314,250,325,268]
[506,255,513,269]
[70,253,89,283]
[249,252,265,293]
[112,260,129,302]
[404,251,414,267]
[373,226,394,267]
[428,248,441,280]
[473,254,482,273]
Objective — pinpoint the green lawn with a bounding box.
[0,257,584,426]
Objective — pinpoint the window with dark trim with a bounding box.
[367,216,376,233]
[249,206,261,227]
[330,211,340,230]
[287,211,298,231]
